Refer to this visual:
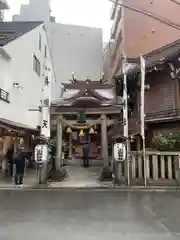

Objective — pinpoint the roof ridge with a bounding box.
[0,21,43,46]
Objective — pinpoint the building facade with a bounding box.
[48,23,103,101]
[107,0,180,79]
[13,0,54,23]
[112,39,180,149]
[0,21,55,129]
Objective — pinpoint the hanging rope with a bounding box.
[62,118,100,130]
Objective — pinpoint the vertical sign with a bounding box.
[140,55,146,139]
[122,54,128,138]
[140,55,147,186]
[41,65,51,138]
[122,53,130,186]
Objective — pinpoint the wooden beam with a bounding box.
[51,107,121,115]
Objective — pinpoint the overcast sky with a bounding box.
[4,0,112,42]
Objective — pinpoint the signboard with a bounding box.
[35,144,48,163]
[41,65,51,138]
[113,143,126,162]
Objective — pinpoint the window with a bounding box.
[45,45,47,58]
[0,88,10,103]
[33,55,41,76]
[39,34,42,51]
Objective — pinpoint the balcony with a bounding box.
[0,88,10,103]
[0,0,9,10]
[146,108,180,123]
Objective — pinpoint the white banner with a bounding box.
[140,55,146,138]
[41,65,51,138]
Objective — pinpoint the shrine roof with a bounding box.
[115,38,180,79]
[52,79,117,107]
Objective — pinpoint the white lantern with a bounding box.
[34,144,48,163]
[113,143,126,162]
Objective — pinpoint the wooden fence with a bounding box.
[117,151,180,186]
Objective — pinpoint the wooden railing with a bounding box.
[117,151,180,185]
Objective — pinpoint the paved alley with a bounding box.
[49,162,105,188]
[0,189,180,239]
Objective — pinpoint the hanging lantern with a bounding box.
[77,110,86,124]
[130,136,134,142]
[89,127,95,134]
[66,126,72,133]
[20,138,24,144]
[79,129,84,136]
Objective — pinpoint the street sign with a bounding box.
[113,143,126,162]
[34,144,48,163]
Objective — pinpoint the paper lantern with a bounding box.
[79,129,84,136]
[89,127,95,134]
[66,127,72,133]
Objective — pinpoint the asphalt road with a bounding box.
[0,189,180,239]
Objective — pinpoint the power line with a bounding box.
[109,0,180,31]
[169,0,180,5]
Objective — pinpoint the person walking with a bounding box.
[14,146,26,187]
[82,142,90,167]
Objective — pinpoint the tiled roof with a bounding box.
[0,21,43,46]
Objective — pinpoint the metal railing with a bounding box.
[0,88,10,103]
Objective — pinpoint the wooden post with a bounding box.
[152,155,158,180]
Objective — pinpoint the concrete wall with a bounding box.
[13,0,50,23]
[48,23,103,101]
[0,23,54,129]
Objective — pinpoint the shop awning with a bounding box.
[0,118,40,135]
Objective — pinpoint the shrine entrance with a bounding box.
[51,79,122,181]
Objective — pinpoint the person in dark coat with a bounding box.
[14,147,26,186]
[6,148,14,177]
[82,143,90,167]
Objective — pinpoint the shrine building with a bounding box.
[51,79,123,170]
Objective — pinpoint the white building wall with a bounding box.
[13,0,50,23]
[0,24,54,129]
[48,23,103,101]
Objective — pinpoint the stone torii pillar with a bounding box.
[55,115,63,170]
[101,114,109,167]
[68,134,72,159]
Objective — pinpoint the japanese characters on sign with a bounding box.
[41,65,51,138]
[34,144,48,163]
[113,143,126,162]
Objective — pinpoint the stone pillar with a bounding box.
[55,116,63,170]
[68,134,72,159]
[101,114,109,167]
